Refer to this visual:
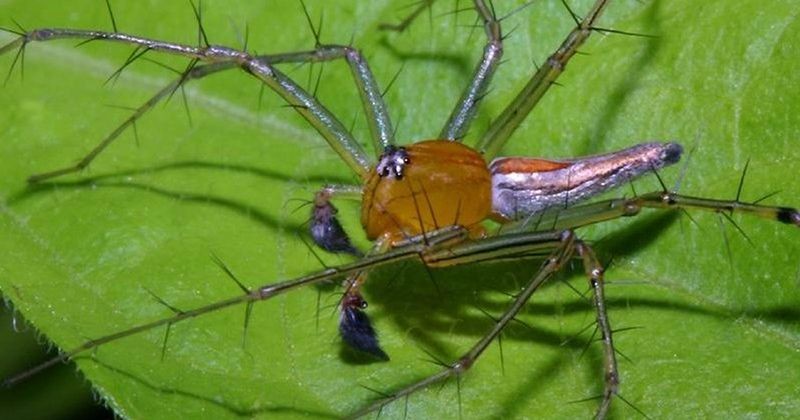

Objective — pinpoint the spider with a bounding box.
[1,0,798,418]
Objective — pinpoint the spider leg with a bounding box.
[632,191,800,227]
[1,27,382,180]
[477,0,612,158]
[296,1,395,154]
[508,190,800,235]
[298,44,395,155]
[575,241,617,419]
[347,229,579,418]
[2,225,470,387]
[437,0,503,141]
[346,184,798,417]
[378,0,504,142]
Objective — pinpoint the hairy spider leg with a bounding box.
[347,187,800,418]
[0,225,467,387]
[5,187,794,414]
[478,0,612,159]
[382,0,611,150]
[438,0,503,141]
[347,231,607,419]
[0,5,397,182]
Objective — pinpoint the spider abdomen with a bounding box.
[490,142,683,220]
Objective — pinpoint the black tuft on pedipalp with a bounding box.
[310,196,362,256]
[339,295,389,361]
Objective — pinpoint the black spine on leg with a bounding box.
[339,294,389,360]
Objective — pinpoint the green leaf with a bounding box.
[1,0,798,418]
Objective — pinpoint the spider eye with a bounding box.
[376,145,411,180]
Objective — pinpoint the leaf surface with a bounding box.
[0,0,798,418]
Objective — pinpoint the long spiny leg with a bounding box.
[1,226,470,387]
[0,24,390,180]
[0,227,568,388]
[575,241,618,419]
[477,0,612,158]
[295,43,395,155]
[298,1,395,154]
[632,191,800,227]
[439,0,503,141]
[21,33,395,183]
[348,229,577,418]
[377,0,504,141]
[507,189,800,234]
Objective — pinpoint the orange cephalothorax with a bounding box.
[361,140,492,242]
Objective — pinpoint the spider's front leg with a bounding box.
[2,2,400,183]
